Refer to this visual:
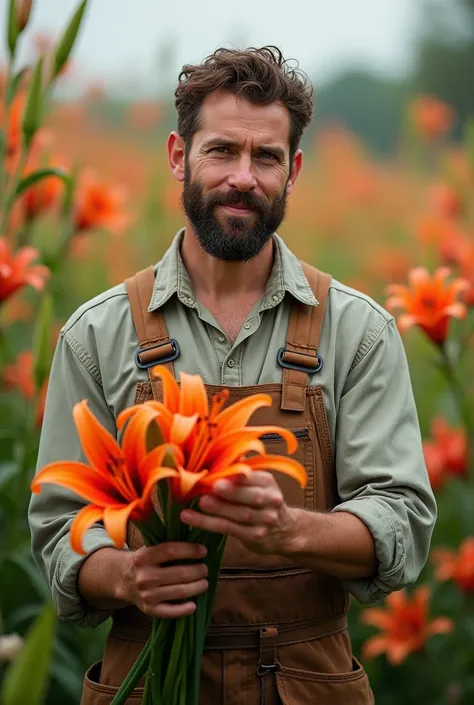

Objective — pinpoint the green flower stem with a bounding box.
[439,344,474,477]
[0,148,29,235]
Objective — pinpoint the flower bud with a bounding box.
[0,633,24,662]
[16,0,32,32]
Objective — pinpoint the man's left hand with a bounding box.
[180,471,296,556]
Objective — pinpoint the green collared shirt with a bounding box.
[28,231,436,628]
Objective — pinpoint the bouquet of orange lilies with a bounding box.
[31,366,307,705]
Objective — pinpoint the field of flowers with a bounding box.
[1,2,474,704]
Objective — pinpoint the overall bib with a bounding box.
[80,262,374,705]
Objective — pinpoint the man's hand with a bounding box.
[121,542,210,618]
[180,471,297,556]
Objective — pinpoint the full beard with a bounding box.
[181,173,288,262]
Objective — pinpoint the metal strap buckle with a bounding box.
[135,339,180,369]
[277,346,323,373]
[257,662,278,677]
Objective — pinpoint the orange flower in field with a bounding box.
[428,182,463,220]
[457,246,474,307]
[118,366,307,502]
[0,237,50,303]
[432,538,474,593]
[21,159,66,221]
[414,216,469,265]
[2,351,48,427]
[423,417,467,490]
[385,267,469,346]
[0,93,26,172]
[3,351,36,399]
[31,400,180,553]
[73,169,130,235]
[410,96,454,140]
[361,586,453,666]
[127,101,162,130]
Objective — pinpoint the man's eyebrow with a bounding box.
[202,137,287,159]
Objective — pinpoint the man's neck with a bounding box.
[180,225,274,301]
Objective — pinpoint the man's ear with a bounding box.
[286,149,303,195]
[168,131,186,182]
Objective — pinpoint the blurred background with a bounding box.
[1,1,474,704]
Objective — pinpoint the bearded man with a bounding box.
[29,46,436,705]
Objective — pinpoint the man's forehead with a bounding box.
[196,91,290,144]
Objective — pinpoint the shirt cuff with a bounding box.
[331,497,407,604]
[52,528,127,628]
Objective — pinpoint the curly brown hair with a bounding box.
[174,46,313,160]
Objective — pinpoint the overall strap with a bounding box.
[124,266,179,381]
[280,263,331,412]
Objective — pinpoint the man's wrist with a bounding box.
[278,506,313,558]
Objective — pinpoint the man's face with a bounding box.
[179,91,300,262]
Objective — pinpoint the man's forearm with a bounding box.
[77,547,133,611]
[280,508,377,580]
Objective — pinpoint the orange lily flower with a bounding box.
[410,95,454,140]
[428,182,463,220]
[431,538,474,593]
[117,366,307,502]
[31,400,180,553]
[361,586,453,666]
[385,267,469,346]
[2,350,48,427]
[21,158,66,221]
[0,237,50,303]
[423,417,467,490]
[73,168,130,235]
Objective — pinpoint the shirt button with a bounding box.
[218,334,226,343]
[244,323,251,330]
[272,294,279,302]
[227,359,235,368]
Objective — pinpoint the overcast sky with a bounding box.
[0,0,420,96]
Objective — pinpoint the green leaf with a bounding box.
[6,67,29,106]
[6,552,50,601]
[52,0,89,80]
[22,57,45,149]
[32,294,53,390]
[7,0,19,58]
[0,603,56,705]
[465,117,474,172]
[0,461,19,490]
[14,168,71,198]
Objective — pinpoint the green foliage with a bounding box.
[0,603,56,705]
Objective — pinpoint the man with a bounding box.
[29,46,436,704]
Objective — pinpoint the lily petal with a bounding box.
[103,501,141,550]
[73,400,123,478]
[70,504,105,554]
[151,365,180,413]
[244,454,307,487]
[170,413,199,445]
[179,372,208,418]
[216,394,272,433]
[31,462,123,505]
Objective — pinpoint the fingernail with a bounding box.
[198,545,207,556]
[214,480,228,492]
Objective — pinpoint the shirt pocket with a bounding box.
[276,657,374,705]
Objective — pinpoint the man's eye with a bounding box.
[258,151,278,161]
[211,146,230,154]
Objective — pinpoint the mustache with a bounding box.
[205,189,268,211]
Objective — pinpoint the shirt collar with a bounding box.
[148,229,318,312]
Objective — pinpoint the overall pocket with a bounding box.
[276,657,374,705]
[80,662,144,705]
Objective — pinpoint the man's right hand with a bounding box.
[78,542,209,619]
[119,542,209,618]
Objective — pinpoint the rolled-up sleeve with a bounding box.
[28,328,119,628]
[332,317,437,604]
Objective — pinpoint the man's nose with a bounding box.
[227,155,257,192]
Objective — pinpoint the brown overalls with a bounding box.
[80,262,375,705]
